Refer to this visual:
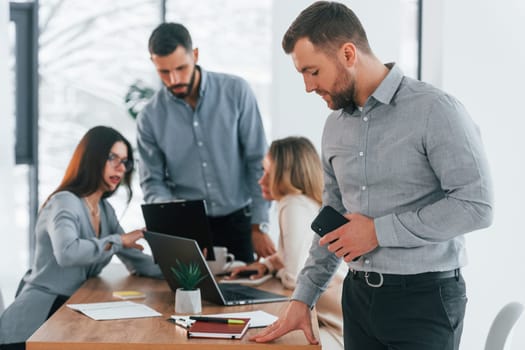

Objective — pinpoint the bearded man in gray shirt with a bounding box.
[137,23,276,262]
[251,2,493,350]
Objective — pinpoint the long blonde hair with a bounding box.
[268,136,323,205]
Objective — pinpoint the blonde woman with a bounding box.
[230,136,344,347]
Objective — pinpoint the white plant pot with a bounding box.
[175,288,202,314]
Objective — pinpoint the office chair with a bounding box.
[484,301,524,350]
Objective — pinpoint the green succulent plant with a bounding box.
[170,259,208,291]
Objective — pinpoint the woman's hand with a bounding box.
[120,228,145,250]
[229,262,268,280]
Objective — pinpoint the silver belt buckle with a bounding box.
[365,272,384,288]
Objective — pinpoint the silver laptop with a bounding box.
[144,231,289,306]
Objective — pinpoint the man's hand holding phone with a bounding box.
[311,206,378,263]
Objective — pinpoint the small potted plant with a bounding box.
[171,259,207,314]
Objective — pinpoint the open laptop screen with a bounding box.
[144,231,288,306]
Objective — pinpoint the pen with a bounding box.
[189,316,245,324]
[171,318,193,328]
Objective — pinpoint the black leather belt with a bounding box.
[351,269,460,288]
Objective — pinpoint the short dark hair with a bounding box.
[282,1,371,55]
[46,126,134,206]
[148,22,193,56]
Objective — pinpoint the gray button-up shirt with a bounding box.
[137,67,269,223]
[293,63,493,307]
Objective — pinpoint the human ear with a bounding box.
[341,43,357,67]
[193,48,199,63]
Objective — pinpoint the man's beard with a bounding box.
[168,66,197,98]
[327,62,356,110]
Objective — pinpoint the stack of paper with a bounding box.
[67,301,161,320]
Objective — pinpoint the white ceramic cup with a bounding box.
[208,246,235,275]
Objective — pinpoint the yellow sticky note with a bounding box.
[112,290,146,300]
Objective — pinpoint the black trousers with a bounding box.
[208,205,254,263]
[342,270,467,350]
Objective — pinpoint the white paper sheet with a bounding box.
[68,301,162,320]
[218,274,272,286]
[171,310,277,328]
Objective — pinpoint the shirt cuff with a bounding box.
[261,258,275,275]
[290,280,323,309]
[374,214,399,247]
[250,202,270,224]
[105,234,123,252]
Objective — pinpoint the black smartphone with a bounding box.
[215,269,259,278]
[235,269,259,278]
[311,205,349,237]
[311,206,360,261]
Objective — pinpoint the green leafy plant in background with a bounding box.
[170,259,207,291]
[124,79,155,120]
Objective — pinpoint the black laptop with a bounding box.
[141,200,215,260]
[144,231,289,306]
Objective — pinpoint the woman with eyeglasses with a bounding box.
[0,126,162,350]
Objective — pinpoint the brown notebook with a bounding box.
[187,318,251,339]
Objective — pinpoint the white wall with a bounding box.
[271,0,327,148]
[435,1,525,349]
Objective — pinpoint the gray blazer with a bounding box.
[0,191,162,344]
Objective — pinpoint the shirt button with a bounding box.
[193,121,199,127]
[363,117,368,122]
[207,183,211,187]
[198,141,203,147]
[202,162,207,167]
[359,151,364,157]
[361,186,367,191]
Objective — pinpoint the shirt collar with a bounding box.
[371,62,404,105]
[340,62,403,117]
[197,65,207,97]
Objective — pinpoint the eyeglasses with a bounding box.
[107,153,134,173]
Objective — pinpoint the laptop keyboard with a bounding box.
[218,284,287,303]
[222,289,250,301]
[219,284,254,301]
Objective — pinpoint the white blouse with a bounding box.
[265,194,320,289]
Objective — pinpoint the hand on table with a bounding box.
[250,300,318,344]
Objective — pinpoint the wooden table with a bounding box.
[27,264,321,350]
